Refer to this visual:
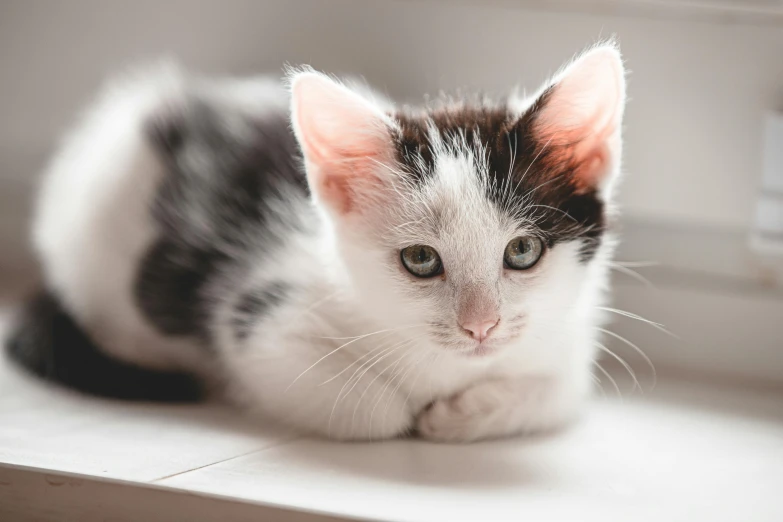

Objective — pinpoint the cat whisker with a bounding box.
[520,135,553,184]
[332,337,411,400]
[591,374,608,399]
[524,170,567,200]
[527,204,578,223]
[338,332,428,403]
[319,332,399,386]
[614,260,660,268]
[609,262,655,288]
[594,362,622,399]
[353,345,415,440]
[383,349,429,423]
[288,324,428,391]
[598,327,657,391]
[502,135,554,216]
[327,344,397,435]
[597,306,675,337]
[368,347,417,436]
[501,130,518,211]
[348,342,407,397]
[313,323,430,341]
[595,341,641,393]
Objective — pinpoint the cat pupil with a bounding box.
[400,245,441,277]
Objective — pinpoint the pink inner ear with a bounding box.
[535,48,625,190]
[291,73,394,214]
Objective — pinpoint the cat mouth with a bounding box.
[467,344,498,357]
[457,331,523,358]
[456,337,504,357]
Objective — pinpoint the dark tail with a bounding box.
[5,291,202,402]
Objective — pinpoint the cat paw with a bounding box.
[416,378,577,443]
[416,380,515,443]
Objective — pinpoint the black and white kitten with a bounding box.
[7,43,626,442]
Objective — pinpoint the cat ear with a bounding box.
[289,69,397,214]
[525,43,626,194]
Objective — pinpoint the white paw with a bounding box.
[416,378,578,443]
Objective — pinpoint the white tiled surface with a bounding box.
[1,312,783,521]
[0,348,292,483]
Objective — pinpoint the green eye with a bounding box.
[400,245,443,278]
[504,236,544,270]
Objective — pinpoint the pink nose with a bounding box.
[460,318,499,342]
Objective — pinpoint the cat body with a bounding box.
[7,44,626,442]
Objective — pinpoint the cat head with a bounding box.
[289,43,626,359]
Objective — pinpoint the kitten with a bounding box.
[6,43,626,442]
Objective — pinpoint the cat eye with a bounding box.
[400,245,443,278]
[504,236,544,270]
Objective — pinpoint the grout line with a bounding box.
[150,435,304,484]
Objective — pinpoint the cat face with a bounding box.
[291,44,626,359]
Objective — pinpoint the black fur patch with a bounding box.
[135,91,308,342]
[393,94,606,263]
[135,241,225,339]
[232,282,289,341]
[5,291,202,402]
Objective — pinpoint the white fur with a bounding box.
[33,45,625,442]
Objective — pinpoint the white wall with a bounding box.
[1,0,782,258]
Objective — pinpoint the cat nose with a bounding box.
[460,318,499,342]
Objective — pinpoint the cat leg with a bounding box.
[416,370,590,443]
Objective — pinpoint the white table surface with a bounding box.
[1,311,782,522]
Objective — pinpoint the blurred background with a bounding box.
[1,0,782,389]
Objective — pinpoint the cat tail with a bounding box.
[4,290,202,402]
